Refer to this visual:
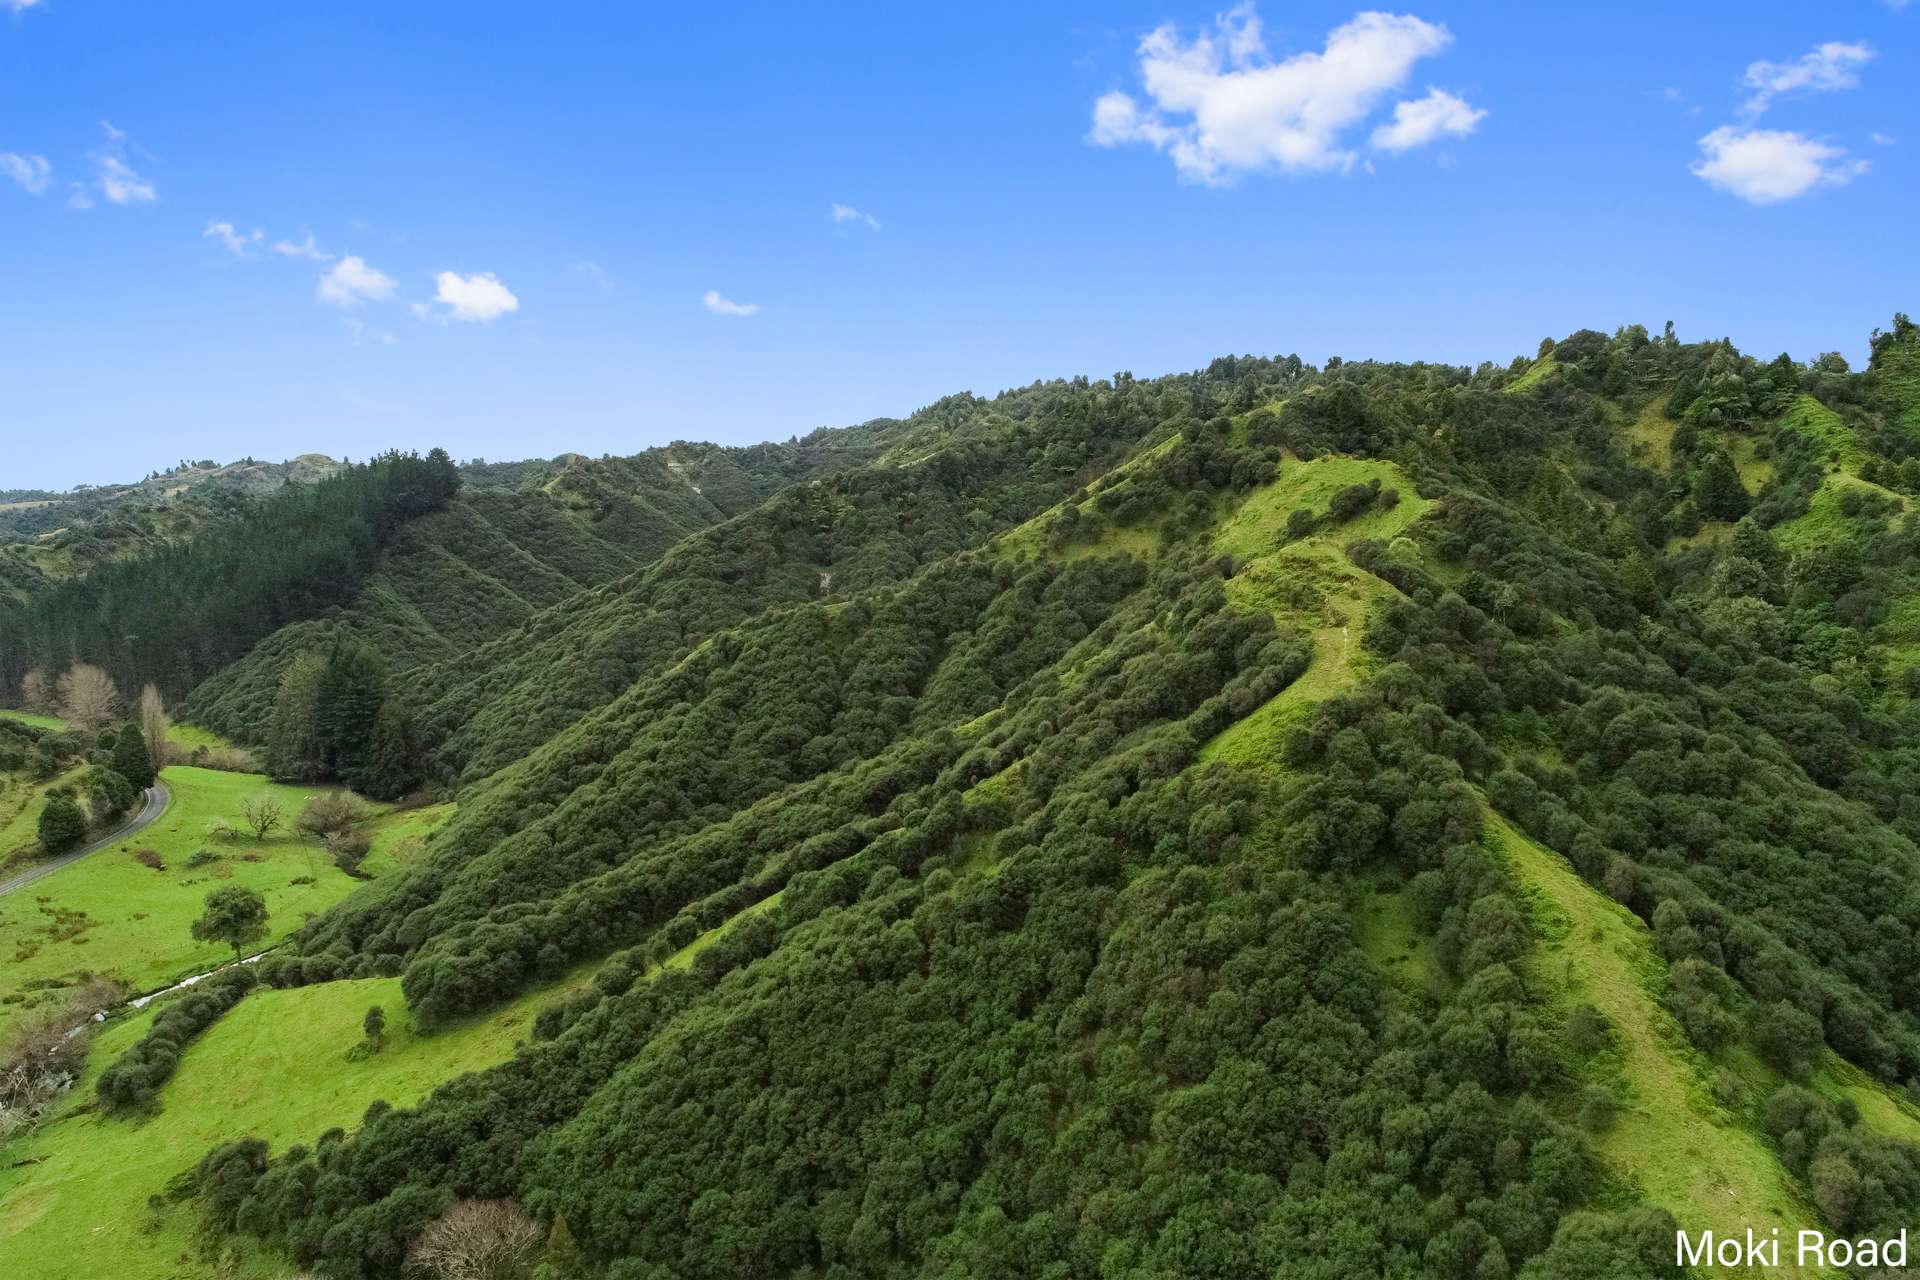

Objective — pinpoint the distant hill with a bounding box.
[0,454,348,600]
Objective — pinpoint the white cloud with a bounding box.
[423,270,520,322]
[68,122,158,208]
[3,0,45,15]
[273,233,331,262]
[702,290,759,317]
[1871,132,1897,145]
[96,154,155,204]
[1370,87,1486,152]
[316,255,397,307]
[204,220,264,256]
[1741,41,1873,116]
[831,202,881,230]
[1087,4,1475,182]
[572,259,613,290]
[1691,126,1866,203]
[0,152,50,194]
[342,317,398,346]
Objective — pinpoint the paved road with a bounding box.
[0,780,171,898]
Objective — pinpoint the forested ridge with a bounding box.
[10,316,1920,1279]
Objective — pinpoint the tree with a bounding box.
[297,791,365,838]
[137,684,169,770]
[110,720,157,791]
[266,652,327,782]
[191,886,268,961]
[364,699,424,800]
[362,1005,386,1053]
[241,798,284,841]
[56,663,120,734]
[1756,1000,1825,1080]
[1693,449,1751,522]
[315,638,389,787]
[36,792,87,853]
[406,1199,542,1280]
[18,668,53,714]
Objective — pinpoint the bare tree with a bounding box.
[241,798,284,841]
[56,663,120,734]
[18,668,53,714]
[406,1199,543,1280]
[138,684,170,768]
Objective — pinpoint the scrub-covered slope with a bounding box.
[11,320,1920,1280]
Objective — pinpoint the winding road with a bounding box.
[0,780,171,898]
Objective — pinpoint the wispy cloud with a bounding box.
[831,202,881,231]
[273,233,331,262]
[342,317,398,347]
[418,270,520,322]
[1692,126,1866,204]
[0,152,50,194]
[316,255,398,307]
[1088,4,1480,183]
[68,122,158,208]
[3,0,45,16]
[572,259,614,291]
[96,154,156,204]
[204,220,265,257]
[1741,41,1874,116]
[702,290,760,317]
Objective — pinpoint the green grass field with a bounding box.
[1199,456,1427,768]
[1351,879,1442,998]
[1780,394,1867,473]
[1505,354,1558,394]
[1772,471,1910,556]
[163,720,239,754]
[0,762,87,862]
[1620,396,1676,469]
[359,801,453,877]
[0,767,405,1041]
[0,710,68,732]
[1489,813,1820,1276]
[0,973,549,1280]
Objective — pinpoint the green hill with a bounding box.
[9,321,1920,1279]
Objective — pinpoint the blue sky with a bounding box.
[2,1,1914,490]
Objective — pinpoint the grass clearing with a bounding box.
[0,973,547,1280]
[1780,395,1866,473]
[660,890,786,971]
[1621,396,1676,469]
[1489,813,1819,1275]
[1727,434,1773,491]
[1772,471,1910,556]
[1351,879,1441,998]
[0,767,371,1041]
[360,801,454,877]
[1505,354,1558,394]
[1199,456,1426,768]
[0,710,68,733]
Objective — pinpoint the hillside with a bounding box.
[7,319,1920,1279]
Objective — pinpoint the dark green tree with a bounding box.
[1693,449,1751,522]
[315,637,388,788]
[37,790,87,852]
[190,886,269,961]
[265,652,326,781]
[110,719,157,790]
[363,699,424,800]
